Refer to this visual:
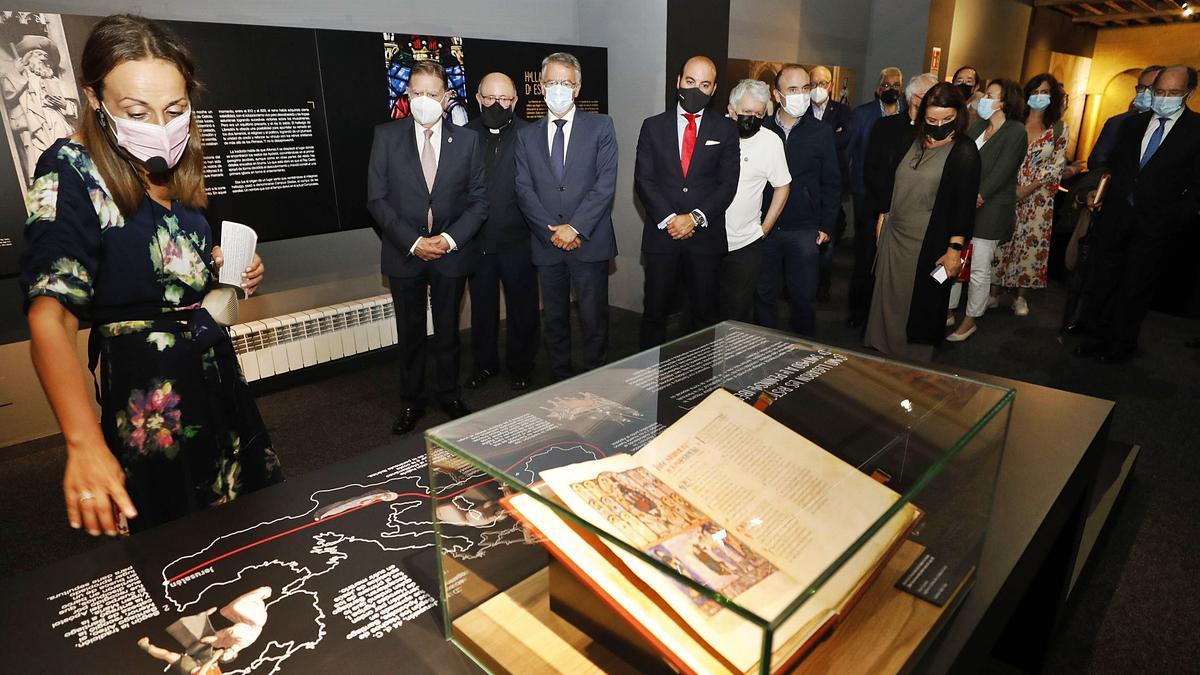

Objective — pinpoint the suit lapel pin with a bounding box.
[447,136,453,143]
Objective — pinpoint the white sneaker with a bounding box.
[1013,297,1029,316]
[987,295,1000,310]
[946,325,977,342]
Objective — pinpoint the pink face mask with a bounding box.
[101,102,192,172]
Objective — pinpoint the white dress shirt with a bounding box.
[1139,104,1185,160]
[812,100,828,121]
[657,104,710,230]
[409,118,457,254]
[547,103,577,159]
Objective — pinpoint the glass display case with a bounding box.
[425,321,1013,675]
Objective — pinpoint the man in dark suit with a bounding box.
[514,52,618,381]
[634,55,740,349]
[367,60,487,434]
[846,66,903,326]
[755,64,839,336]
[464,72,538,392]
[1075,65,1200,363]
[1088,65,1163,171]
[808,65,854,303]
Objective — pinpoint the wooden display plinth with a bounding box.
[450,540,971,674]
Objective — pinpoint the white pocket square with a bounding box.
[705,140,721,146]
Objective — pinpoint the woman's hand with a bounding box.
[241,254,265,296]
[976,193,985,208]
[212,245,224,269]
[936,248,964,280]
[63,442,136,536]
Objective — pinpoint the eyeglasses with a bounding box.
[879,83,901,91]
[1135,84,1153,93]
[543,80,577,89]
[480,95,516,105]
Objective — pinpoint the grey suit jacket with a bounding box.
[968,118,1028,242]
[367,117,487,278]
[514,109,619,265]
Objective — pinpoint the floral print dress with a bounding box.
[993,123,1067,289]
[20,139,282,531]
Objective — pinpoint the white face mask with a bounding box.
[544,83,575,115]
[781,92,811,118]
[810,86,829,105]
[409,94,444,126]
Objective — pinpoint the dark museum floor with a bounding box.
[2,246,1198,673]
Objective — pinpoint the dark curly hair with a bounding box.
[1023,73,1065,127]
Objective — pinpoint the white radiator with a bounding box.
[228,294,398,382]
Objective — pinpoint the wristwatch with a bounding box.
[690,209,707,228]
[948,242,964,251]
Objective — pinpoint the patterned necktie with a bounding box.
[551,118,567,183]
[421,128,437,232]
[681,113,698,177]
[1139,117,1168,169]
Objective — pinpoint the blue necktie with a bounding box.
[1139,117,1168,169]
[551,118,567,183]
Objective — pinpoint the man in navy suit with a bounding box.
[807,65,854,303]
[846,66,903,326]
[755,64,840,336]
[634,55,740,349]
[514,52,619,381]
[367,60,487,434]
[1075,65,1200,363]
[1088,65,1164,171]
[465,72,538,392]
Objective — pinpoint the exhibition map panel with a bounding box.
[426,322,1014,675]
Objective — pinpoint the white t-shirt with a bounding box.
[725,128,792,252]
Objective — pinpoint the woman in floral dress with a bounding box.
[21,15,281,536]
[993,73,1072,317]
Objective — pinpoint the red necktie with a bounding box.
[681,113,697,177]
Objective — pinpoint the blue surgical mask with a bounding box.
[1027,93,1051,111]
[976,98,998,120]
[1151,95,1185,118]
[544,84,575,115]
[1132,89,1153,112]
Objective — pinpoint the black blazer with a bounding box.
[466,116,531,254]
[367,117,488,278]
[1103,108,1200,229]
[634,108,740,254]
[808,99,853,186]
[863,113,917,217]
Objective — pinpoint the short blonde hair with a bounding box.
[879,66,902,83]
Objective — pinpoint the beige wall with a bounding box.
[944,0,1032,84]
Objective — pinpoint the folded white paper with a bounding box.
[218,220,258,289]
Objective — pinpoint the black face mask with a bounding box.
[736,114,762,138]
[955,83,974,102]
[480,101,514,129]
[926,120,957,141]
[677,86,711,114]
[879,89,900,105]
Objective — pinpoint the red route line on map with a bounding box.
[165,442,605,583]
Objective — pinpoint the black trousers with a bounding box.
[1079,200,1177,351]
[848,192,878,325]
[641,249,721,349]
[719,239,762,323]
[817,203,847,294]
[538,258,609,379]
[755,228,819,335]
[468,247,540,378]
[389,270,466,408]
